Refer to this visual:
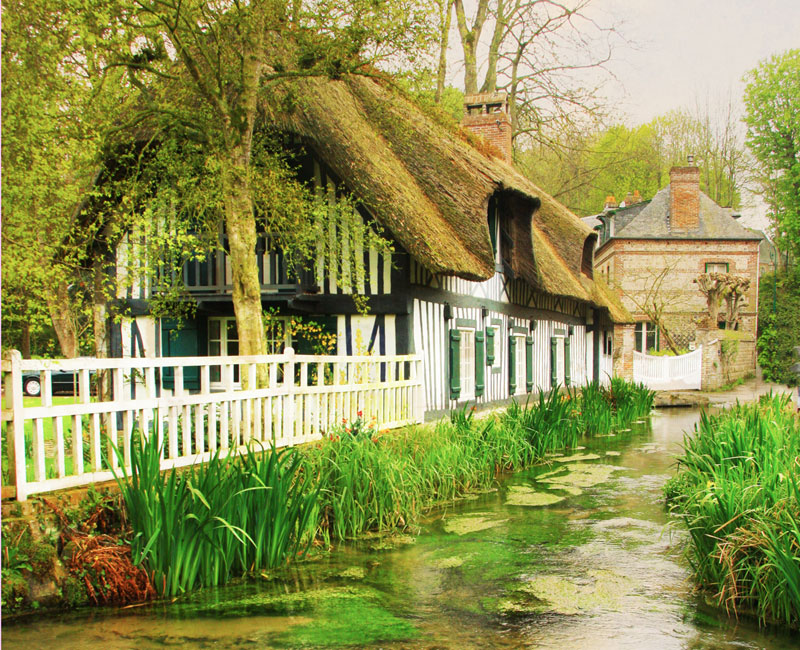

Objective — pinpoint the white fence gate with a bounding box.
[632,347,702,391]
[1,349,424,501]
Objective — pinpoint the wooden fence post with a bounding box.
[3,350,27,501]
[283,347,296,442]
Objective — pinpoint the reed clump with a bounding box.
[665,394,800,629]
[114,437,319,598]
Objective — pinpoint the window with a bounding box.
[265,317,291,354]
[705,262,729,273]
[459,328,476,400]
[209,317,239,385]
[634,322,660,354]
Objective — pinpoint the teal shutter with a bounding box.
[475,331,485,397]
[449,329,461,400]
[526,335,534,393]
[550,337,558,389]
[509,335,517,394]
[161,319,201,390]
[486,327,495,366]
[564,338,571,386]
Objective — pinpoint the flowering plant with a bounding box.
[325,411,379,442]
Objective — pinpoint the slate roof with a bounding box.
[610,187,762,241]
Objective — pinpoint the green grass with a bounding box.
[665,394,800,629]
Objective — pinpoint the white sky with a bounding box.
[597,0,800,125]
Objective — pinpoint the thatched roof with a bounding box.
[264,74,629,321]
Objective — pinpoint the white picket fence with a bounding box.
[632,346,702,391]
[1,349,424,501]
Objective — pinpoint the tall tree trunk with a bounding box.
[454,0,489,95]
[92,263,111,401]
[223,153,266,388]
[46,281,79,358]
[435,0,453,102]
[480,0,506,94]
[20,322,31,359]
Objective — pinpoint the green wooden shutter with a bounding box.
[449,329,461,400]
[550,337,558,389]
[475,331,485,397]
[564,338,572,386]
[509,334,517,394]
[526,335,534,393]
[161,319,201,391]
[486,327,495,366]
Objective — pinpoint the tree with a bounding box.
[743,49,800,260]
[611,264,686,355]
[101,0,436,376]
[1,0,131,358]
[451,0,618,145]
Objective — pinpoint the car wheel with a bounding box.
[24,378,41,397]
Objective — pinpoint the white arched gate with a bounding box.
[632,346,702,390]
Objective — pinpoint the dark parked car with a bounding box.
[22,364,95,397]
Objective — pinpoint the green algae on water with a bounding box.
[495,570,635,616]
[431,555,466,569]
[554,453,601,463]
[270,588,419,647]
[443,514,507,535]
[538,463,619,489]
[505,486,565,507]
[545,483,583,496]
[338,566,367,580]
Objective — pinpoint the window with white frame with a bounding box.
[705,262,729,273]
[634,322,660,354]
[209,317,240,385]
[264,317,291,354]
[514,334,526,394]
[459,327,476,400]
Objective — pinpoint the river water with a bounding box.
[3,408,798,649]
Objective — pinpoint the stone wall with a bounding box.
[697,328,757,389]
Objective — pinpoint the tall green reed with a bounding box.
[665,394,800,628]
[113,434,318,597]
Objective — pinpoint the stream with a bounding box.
[3,408,798,649]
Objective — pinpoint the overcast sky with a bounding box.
[599,0,800,125]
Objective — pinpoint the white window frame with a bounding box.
[458,327,476,401]
[264,316,293,354]
[705,261,729,273]
[209,316,240,388]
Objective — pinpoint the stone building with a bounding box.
[584,164,762,387]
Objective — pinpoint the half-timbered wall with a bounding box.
[412,298,590,414]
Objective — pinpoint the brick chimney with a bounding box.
[603,195,617,211]
[669,163,700,231]
[462,93,513,163]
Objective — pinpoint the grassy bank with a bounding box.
[305,379,654,541]
[665,395,800,629]
[2,380,654,611]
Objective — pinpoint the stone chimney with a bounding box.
[669,162,700,232]
[603,195,617,211]
[463,93,513,163]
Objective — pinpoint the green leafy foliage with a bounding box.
[666,396,800,628]
[743,49,800,261]
[757,269,800,386]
